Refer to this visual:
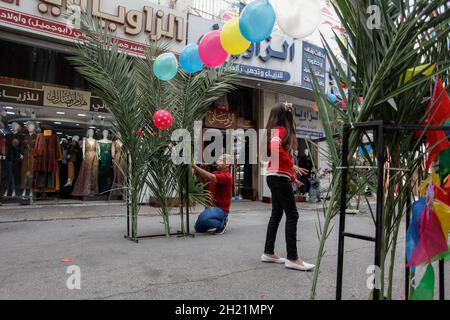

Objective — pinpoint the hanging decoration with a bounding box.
[179,44,204,74]
[153,53,179,81]
[239,0,276,43]
[220,17,251,55]
[411,263,435,300]
[271,0,321,39]
[153,109,173,131]
[198,30,228,67]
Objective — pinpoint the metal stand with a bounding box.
[124,159,194,243]
[336,120,448,300]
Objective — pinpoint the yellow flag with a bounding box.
[419,173,441,197]
[433,201,450,241]
[399,64,435,86]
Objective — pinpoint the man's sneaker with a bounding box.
[214,219,228,235]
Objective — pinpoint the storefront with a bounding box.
[0,0,187,204]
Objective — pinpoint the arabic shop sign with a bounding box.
[204,108,236,129]
[0,0,187,55]
[90,96,108,113]
[301,41,327,90]
[0,84,43,106]
[43,86,91,110]
[294,104,323,138]
[187,15,301,86]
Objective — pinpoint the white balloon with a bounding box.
[271,0,322,39]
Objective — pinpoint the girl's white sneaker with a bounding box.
[285,259,315,271]
[261,254,287,264]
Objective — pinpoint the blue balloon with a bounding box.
[327,94,337,103]
[153,53,178,81]
[239,0,275,43]
[179,43,204,74]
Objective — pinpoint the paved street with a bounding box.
[0,201,449,300]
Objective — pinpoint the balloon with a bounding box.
[327,94,337,103]
[198,30,228,67]
[239,0,276,43]
[153,109,173,130]
[137,129,143,137]
[153,53,178,81]
[179,44,204,74]
[271,0,321,39]
[220,18,251,55]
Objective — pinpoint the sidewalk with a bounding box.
[0,199,324,223]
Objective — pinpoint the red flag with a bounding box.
[420,78,450,170]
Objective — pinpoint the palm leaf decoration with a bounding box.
[309,0,450,299]
[68,13,239,239]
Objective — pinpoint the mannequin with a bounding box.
[110,137,126,198]
[299,149,313,195]
[33,127,62,192]
[72,129,99,196]
[64,135,81,187]
[97,130,113,195]
[21,121,37,198]
[4,122,24,198]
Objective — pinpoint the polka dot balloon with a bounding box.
[153,109,173,130]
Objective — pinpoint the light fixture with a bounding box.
[54,121,62,124]
[6,111,15,115]
[77,113,86,117]
[56,132,63,135]
[76,124,80,126]
[89,126,96,129]
[5,106,14,110]
[56,111,66,115]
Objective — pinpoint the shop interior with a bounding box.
[0,104,126,204]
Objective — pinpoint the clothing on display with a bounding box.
[72,139,99,197]
[3,132,24,196]
[98,141,113,195]
[111,140,126,197]
[299,152,313,194]
[21,133,37,190]
[66,139,81,184]
[33,132,62,192]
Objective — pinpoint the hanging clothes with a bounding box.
[72,139,99,197]
[98,142,113,195]
[4,133,24,195]
[21,133,37,190]
[33,133,62,192]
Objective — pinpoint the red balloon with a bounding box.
[153,109,173,130]
[137,128,143,137]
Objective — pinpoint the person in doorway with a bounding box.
[193,154,233,235]
[261,102,316,271]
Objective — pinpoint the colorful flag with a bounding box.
[411,263,435,300]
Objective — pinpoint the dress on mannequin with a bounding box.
[21,123,37,196]
[65,137,80,187]
[72,135,99,196]
[33,131,62,192]
[97,131,113,195]
[4,123,24,197]
[111,139,126,197]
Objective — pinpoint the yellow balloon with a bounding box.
[220,18,251,55]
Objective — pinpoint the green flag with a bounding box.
[411,264,435,300]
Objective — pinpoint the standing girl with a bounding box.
[261,102,315,271]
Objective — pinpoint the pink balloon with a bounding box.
[198,30,228,67]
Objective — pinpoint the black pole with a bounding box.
[439,259,445,300]
[336,125,350,300]
[405,190,412,300]
[126,152,130,238]
[374,124,385,300]
[185,164,190,234]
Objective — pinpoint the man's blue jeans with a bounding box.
[194,207,228,232]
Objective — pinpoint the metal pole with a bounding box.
[126,153,130,238]
[185,164,190,234]
[439,259,445,300]
[336,125,350,300]
[374,124,385,300]
[405,190,412,300]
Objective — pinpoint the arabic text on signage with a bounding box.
[90,96,108,113]
[229,63,290,82]
[301,42,326,90]
[43,86,91,110]
[0,84,43,106]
